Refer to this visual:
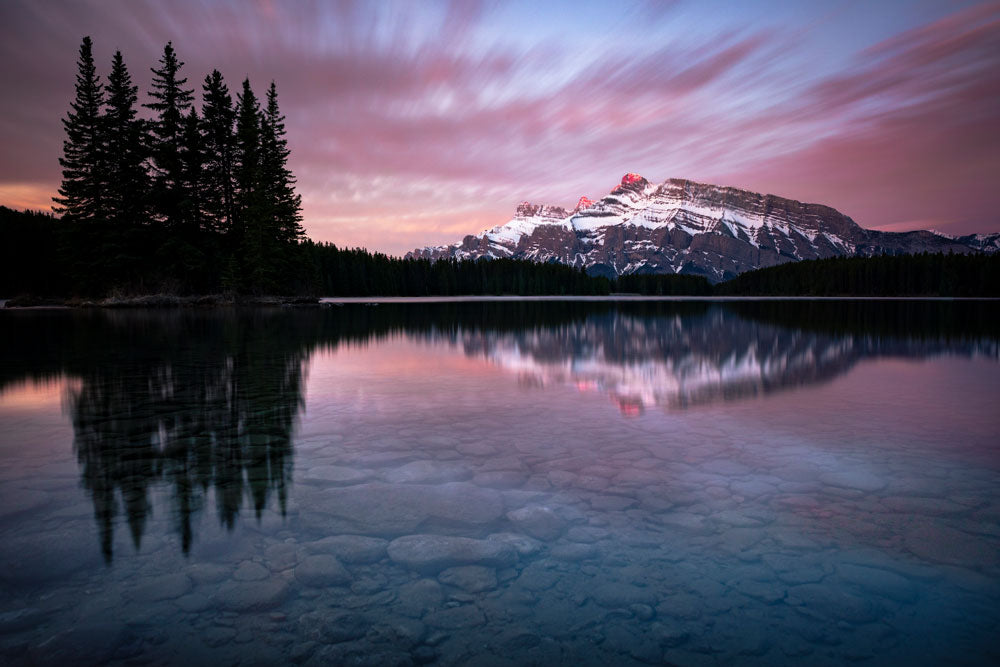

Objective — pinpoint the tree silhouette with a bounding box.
[144,42,194,230]
[53,36,105,223]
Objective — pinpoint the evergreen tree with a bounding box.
[165,105,215,291]
[178,107,204,232]
[200,70,236,235]
[234,78,262,225]
[260,82,303,245]
[144,42,193,229]
[54,36,105,222]
[233,79,267,292]
[103,50,148,227]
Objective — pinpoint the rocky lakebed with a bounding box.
[0,304,997,665]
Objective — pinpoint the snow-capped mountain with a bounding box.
[408,174,999,281]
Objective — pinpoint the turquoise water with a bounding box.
[0,301,998,665]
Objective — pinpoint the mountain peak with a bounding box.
[619,173,647,187]
[408,174,997,282]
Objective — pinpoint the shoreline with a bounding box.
[0,294,321,309]
[4,294,998,309]
[320,295,1000,303]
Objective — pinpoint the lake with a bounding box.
[0,300,998,665]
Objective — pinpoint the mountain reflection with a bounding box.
[456,303,998,414]
[0,300,996,560]
[459,312,857,413]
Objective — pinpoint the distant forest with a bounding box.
[3,204,998,299]
[623,252,1000,298]
[715,253,1000,297]
[1,37,997,300]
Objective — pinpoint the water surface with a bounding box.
[0,301,998,665]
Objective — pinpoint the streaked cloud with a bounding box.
[0,0,996,254]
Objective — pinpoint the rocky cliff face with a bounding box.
[408,175,998,282]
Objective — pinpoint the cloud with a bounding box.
[719,2,1000,234]
[0,183,56,211]
[0,0,997,254]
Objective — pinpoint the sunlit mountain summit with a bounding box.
[410,174,1000,282]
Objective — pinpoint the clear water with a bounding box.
[0,300,998,666]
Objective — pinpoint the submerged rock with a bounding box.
[394,578,444,618]
[785,584,878,624]
[263,543,300,572]
[473,471,528,489]
[300,465,371,485]
[819,470,886,493]
[438,565,498,593]
[187,563,231,584]
[515,561,562,592]
[387,535,518,573]
[314,483,504,536]
[836,564,918,603]
[233,561,270,582]
[369,616,427,648]
[213,578,290,612]
[299,610,369,644]
[202,626,236,648]
[123,573,192,602]
[903,519,1000,568]
[486,532,544,557]
[295,554,352,587]
[424,605,486,630]
[589,582,659,608]
[384,460,470,484]
[565,526,609,543]
[550,543,598,562]
[306,535,388,564]
[506,506,566,541]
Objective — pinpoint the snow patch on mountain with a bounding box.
[408,174,999,282]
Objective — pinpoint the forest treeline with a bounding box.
[620,253,999,297]
[2,36,997,299]
[302,244,611,296]
[714,253,1000,297]
[1,206,612,298]
[5,199,995,298]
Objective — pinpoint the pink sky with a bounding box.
[0,0,997,255]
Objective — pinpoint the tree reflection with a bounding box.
[0,300,995,561]
[64,311,306,561]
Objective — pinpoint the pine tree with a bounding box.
[103,50,148,227]
[233,79,268,292]
[234,78,261,224]
[144,42,193,229]
[178,107,204,233]
[200,70,235,235]
[260,82,303,245]
[54,36,105,222]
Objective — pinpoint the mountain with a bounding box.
[408,175,999,282]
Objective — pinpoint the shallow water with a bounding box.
[0,301,998,665]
